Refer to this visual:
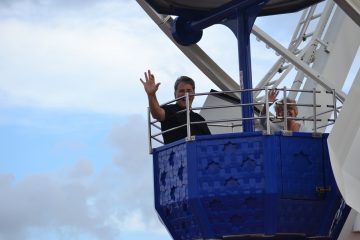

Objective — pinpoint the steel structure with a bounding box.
[137,0,360,239]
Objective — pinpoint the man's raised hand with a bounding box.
[140,70,160,96]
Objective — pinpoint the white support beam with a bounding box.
[136,0,240,94]
[328,68,360,214]
[334,0,360,27]
[252,25,347,102]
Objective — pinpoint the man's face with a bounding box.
[175,82,194,109]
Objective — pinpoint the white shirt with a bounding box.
[260,118,311,132]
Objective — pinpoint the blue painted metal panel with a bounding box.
[152,132,349,240]
[280,134,324,199]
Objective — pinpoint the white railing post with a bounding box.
[265,86,271,135]
[283,87,288,131]
[185,92,191,140]
[313,88,317,133]
[147,107,153,154]
[332,89,338,121]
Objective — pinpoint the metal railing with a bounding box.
[147,87,343,153]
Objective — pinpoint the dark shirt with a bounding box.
[161,104,211,144]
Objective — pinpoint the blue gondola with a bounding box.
[144,0,351,239]
[152,131,349,239]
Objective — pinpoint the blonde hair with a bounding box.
[275,97,298,116]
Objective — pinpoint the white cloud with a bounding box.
[0,115,167,240]
[1,0,296,115]
[0,20,152,113]
[109,209,146,232]
[69,159,93,178]
[0,173,14,188]
[0,0,211,115]
[108,115,161,228]
[0,171,100,240]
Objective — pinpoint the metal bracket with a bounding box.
[312,132,323,138]
[316,186,332,195]
[262,130,273,135]
[186,136,196,141]
[281,130,293,136]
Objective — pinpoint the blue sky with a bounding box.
[1,1,351,240]
[0,1,178,239]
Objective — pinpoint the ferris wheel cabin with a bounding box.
[139,0,360,239]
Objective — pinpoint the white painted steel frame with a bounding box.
[334,0,360,27]
[137,1,360,238]
[136,0,240,95]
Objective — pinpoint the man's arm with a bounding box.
[140,70,165,122]
[260,89,278,129]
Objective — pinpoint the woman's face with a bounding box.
[276,107,297,117]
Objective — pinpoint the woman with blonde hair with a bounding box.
[261,89,310,132]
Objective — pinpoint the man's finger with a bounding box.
[147,70,152,81]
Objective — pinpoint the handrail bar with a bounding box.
[151,100,275,124]
[150,136,164,145]
[303,106,342,120]
[191,102,267,111]
[161,87,322,105]
[147,87,343,153]
[151,123,188,138]
[150,122,162,130]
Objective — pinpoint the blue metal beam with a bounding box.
[171,0,269,131]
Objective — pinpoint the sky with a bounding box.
[0,1,357,240]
